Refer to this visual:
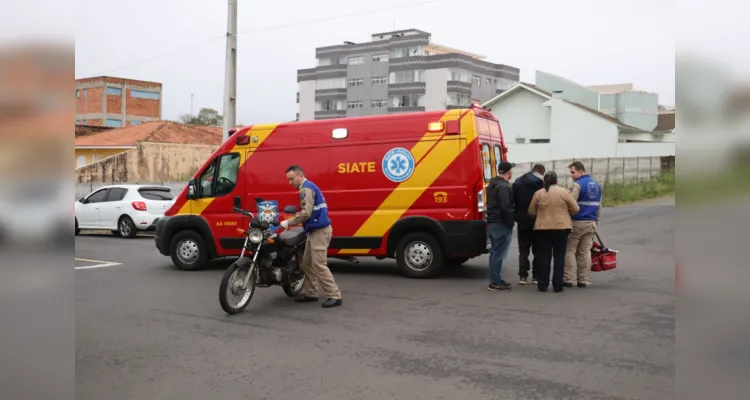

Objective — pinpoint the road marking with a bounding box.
[75,258,123,270]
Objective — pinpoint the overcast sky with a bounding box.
[1,0,688,124]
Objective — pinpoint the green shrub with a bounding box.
[602,171,675,206]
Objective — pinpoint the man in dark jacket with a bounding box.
[512,163,546,285]
[485,161,516,292]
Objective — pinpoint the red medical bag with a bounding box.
[591,232,617,272]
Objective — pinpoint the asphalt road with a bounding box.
[75,202,674,400]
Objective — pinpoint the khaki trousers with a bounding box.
[300,225,341,299]
[564,221,597,283]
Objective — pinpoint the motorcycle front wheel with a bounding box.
[219,262,256,315]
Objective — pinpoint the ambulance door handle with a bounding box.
[234,196,242,209]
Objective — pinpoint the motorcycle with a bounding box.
[218,201,307,315]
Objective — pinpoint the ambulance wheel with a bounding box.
[396,232,445,279]
[170,230,208,271]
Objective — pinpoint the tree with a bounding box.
[180,107,223,126]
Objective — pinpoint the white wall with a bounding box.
[545,97,619,159]
[489,89,550,142]
[616,142,675,157]
[424,68,448,111]
[298,80,316,121]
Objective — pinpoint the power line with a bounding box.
[91,0,446,75]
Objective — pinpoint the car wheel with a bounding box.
[170,230,209,271]
[396,232,444,279]
[118,216,137,238]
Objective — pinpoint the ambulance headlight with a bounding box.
[248,228,263,244]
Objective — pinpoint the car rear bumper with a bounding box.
[132,211,162,231]
[439,220,489,259]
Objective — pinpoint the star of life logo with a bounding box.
[382,147,415,183]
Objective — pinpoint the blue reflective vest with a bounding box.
[300,179,331,233]
[572,174,602,222]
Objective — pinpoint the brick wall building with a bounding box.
[75,76,162,127]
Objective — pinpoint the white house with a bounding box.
[482,73,675,164]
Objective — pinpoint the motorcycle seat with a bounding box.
[280,229,306,247]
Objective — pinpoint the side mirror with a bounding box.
[186,180,197,200]
[78,198,86,204]
[283,205,298,214]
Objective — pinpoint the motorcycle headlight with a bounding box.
[248,228,263,244]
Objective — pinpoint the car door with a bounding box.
[97,187,127,229]
[77,188,109,227]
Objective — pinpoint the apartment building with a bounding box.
[296,29,520,121]
[75,76,162,127]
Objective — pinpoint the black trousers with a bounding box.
[517,228,537,279]
[534,229,571,292]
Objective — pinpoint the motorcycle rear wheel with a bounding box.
[282,271,306,297]
[219,262,256,315]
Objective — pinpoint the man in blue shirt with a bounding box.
[280,165,342,308]
[564,161,602,288]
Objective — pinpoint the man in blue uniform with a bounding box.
[280,165,342,308]
[564,161,602,288]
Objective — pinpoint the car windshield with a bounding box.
[138,188,174,201]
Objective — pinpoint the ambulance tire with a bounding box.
[170,230,209,271]
[396,232,445,279]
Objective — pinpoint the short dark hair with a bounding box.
[568,161,586,172]
[285,165,304,175]
[532,163,546,174]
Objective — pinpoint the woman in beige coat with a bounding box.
[528,171,580,292]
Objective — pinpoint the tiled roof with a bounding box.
[75,124,114,137]
[520,82,644,131]
[74,121,222,147]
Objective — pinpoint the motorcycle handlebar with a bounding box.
[231,207,254,218]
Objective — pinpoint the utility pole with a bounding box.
[190,93,194,117]
[222,0,238,142]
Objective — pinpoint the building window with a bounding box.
[130,90,160,100]
[338,56,348,65]
[447,69,470,83]
[390,46,423,58]
[516,137,526,144]
[106,87,122,96]
[530,139,550,143]
[316,78,346,90]
[472,75,481,86]
[316,99,346,111]
[447,93,471,107]
[372,54,389,63]
[76,156,86,168]
[316,57,331,66]
[486,77,492,85]
[347,78,364,87]
[371,100,388,108]
[372,76,388,85]
[83,88,87,96]
[390,94,424,108]
[347,101,363,109]
[76,89,80,97]
[388,70,424,84]
[105,118,122,127]
[348,56,364,65]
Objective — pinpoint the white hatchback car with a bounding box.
[75,184,175,238]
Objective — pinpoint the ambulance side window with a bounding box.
[198,153,240,198]
[493,144,503,164]
[481,143,492,182]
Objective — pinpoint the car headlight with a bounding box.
[248,228,263,244]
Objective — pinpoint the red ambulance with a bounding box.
[154,102,508,278]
